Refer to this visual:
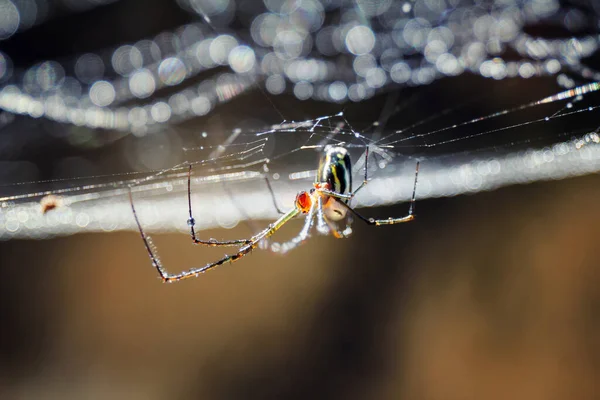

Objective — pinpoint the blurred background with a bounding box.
[1,0,600,399]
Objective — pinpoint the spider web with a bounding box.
[1,0,600,239]
[2,76,600,239]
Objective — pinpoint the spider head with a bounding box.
[295,191,312,213]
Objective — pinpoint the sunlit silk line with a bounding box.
[0,143,268,204]
[26,145,267,215]
[386,103,600,149]
[0,171,264,229]
[386,77,528,139]
[0,170,151,188]
[316,120,346,149]
[183,137,268,152]
[534,82,600,105]
[255,112,344,136]
[382,82,600,147]
[304,112,348,145]
[209,131,253,159]
[6,83,586,201]
[0,168,263,205]
[128,143,266,188]
[0,166,194,203]
[3,138,600,239]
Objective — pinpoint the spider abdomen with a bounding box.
[323,196,347,221]
[316,146,352,198]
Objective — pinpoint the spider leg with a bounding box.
[253,174,286,249]
[263,175,285,214]
[186,165,252,246]
[328,161,419,226]
[316,196,330,235]
[349,145,370,198]
[340,214,354,237]
[314,196,347,238]
[270,197,317,254]
[323,215,347,238]
[130,186,301,282]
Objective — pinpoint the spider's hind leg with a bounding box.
[186,164,253,247]
[338,161,419,226]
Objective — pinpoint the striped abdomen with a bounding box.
[316,146,352,199]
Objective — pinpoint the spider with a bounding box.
[129,146,420,283]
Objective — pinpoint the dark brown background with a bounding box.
[1,173,599,399]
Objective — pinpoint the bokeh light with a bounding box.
[89,80,116,107]
[129,69,156,99]
[0,0,19,40]
[0,51,13,82]
[228,45,255,73]
[345,25,375,55]
[158,57,187,86]
[0,0,597,133]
